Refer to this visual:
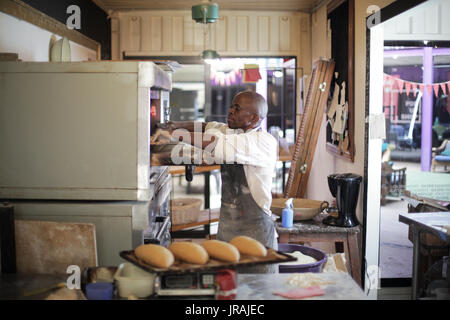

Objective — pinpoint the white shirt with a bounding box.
[204,121,278,216]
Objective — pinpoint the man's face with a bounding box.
[227,95,257,130]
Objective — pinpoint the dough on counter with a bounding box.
[280,251,317,265]
[287,273,335,288]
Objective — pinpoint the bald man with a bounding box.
[158,91,278,273]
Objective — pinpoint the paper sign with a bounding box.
[332,103,347,135]
[339,81,346,106]
[327,83,340,119]
[368,113,386,140]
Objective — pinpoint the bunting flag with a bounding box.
[433,83,440,97]
[440,83,447,95]
[419,84,425,94]
[396,79,404,93]
[405,81,412,96]
[411,82,418,96]
[383,73,450,98]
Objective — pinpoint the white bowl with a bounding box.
[114,263,156,298]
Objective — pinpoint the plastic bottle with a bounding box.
[281,198,294,228]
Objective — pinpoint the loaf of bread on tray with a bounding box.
[230,236,267,257]
[168,241,209,265]
[201,240,240,262]
[135,244,174,268]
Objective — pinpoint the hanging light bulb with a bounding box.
[192,1,220,64]
[192,1,219,24]
[202,49,220,64]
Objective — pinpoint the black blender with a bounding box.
[322,173,362,228]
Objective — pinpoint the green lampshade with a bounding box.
[201,49,220,63]
[192,3,219,23]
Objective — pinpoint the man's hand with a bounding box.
[156,121,175,133]
[156,121,207,133]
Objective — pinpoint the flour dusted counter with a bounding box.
[0,272,366,300]
[276,215,362,287]
[236,272,366,300]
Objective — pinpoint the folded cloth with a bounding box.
[243,65,262,83]
[151,129,172,144]
[273,285,325,300]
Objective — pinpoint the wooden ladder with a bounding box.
[285,59,336,198]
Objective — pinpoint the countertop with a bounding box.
[276,213,361,235]
[237,272,366,300]
[0,271,366,300]
[399,211,450,242]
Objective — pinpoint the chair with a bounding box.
[389,125,405,148]
[381,162,407,205]
[432,139,450,172]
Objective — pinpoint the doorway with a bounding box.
[165,56,298,236]
[366,0,450,297]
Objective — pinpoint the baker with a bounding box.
[157,91,278,273]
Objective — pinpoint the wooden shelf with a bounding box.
[171,208,220,232]
[169,165,221,175]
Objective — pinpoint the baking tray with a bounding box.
[120,248,297,275]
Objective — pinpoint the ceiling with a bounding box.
[91,0,326,13]
[384,55,450,67]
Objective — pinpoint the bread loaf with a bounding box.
[202,240,240,262]
[230,236,267,257]
[135,244,174,269]
[168,242,209,265]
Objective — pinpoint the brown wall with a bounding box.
[306,0,395,224]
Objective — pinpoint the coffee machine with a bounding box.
[322,173,362,228]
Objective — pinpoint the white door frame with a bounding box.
[364,22,385,299]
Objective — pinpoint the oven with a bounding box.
[151,89,171,124]
[144,166,172,247]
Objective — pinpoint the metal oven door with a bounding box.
[144,172,171,246]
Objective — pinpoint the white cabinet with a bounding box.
[0,61,171,201]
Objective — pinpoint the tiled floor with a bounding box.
[379,161,418,279]
[379,198,413,279]
[379,160,450,279]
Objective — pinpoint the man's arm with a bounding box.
[212,131,277,167]
[157,121,207,133]
[173,132,217,150]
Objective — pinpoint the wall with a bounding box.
[0,11,96,61]
[111,9,311,127]
[110,10,311,74]
[383,0,450,41]
[306,0,395,223]
[21,0,111,59]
